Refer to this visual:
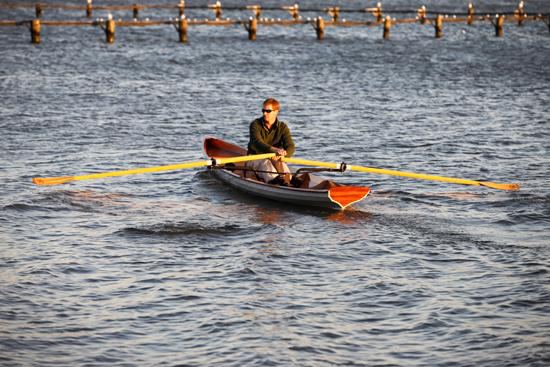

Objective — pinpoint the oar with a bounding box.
[283,157,520,191]
[32,153,275,186]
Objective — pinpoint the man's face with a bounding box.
[262,104,279,125]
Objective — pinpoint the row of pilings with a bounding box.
[1,1,549,44]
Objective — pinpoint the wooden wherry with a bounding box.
[204,137,371,210]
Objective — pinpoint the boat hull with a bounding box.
[204,138,370,210]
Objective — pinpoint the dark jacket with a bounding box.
[247,117,295,157]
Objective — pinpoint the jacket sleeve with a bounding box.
[281,123,295,157]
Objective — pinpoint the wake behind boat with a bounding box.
[204,137,371,210]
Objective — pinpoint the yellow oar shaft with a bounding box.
[283,157,519,191]
[217,153,275,164]
[348,165,481,186]
[33,153,275,186]
[71,160,212,182]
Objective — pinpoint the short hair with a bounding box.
[263,98,280,111]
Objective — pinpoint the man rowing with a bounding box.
[247,98,295,186]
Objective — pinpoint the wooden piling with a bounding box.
[284,5,300,21]
[375,3,383,23]
[246,5,261,20]
[383,16,391,39]
[106,17,115,43]
[327,7,339,22]
[30,19,41,44]
[86,0,93,18]
[178,17,188,43]
[247,18,257,41]
[133,4,139,19]
[467,3,475,25]
[418,6,427,25]
[515,1,525,26]
[435,15,443,38]
[367,3,383,22]
[209,1,222,21]
[315,17,325,41]
[178,1,185,18]
[35,4,43,19]
[495,14,504,37]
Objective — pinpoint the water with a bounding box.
[1,1,550,366]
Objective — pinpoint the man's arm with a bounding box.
[281,124,295,157]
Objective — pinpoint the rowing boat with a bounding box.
[204,137,371,210]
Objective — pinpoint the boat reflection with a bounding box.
[322,208,373,224]
[254,206,285,225]
[252,203,373,225]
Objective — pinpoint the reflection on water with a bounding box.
[254,206,285,225]
[325,208,374,224]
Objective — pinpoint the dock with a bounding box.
[0,1,549,44]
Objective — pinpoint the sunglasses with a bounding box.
[262,109,275,113]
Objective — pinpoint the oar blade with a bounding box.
[32,176,74,186]
[480,181,520,191]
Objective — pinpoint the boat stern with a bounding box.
[328,186,371,209]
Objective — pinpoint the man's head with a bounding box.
[262,98,280,125]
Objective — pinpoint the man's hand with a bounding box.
[272,147,287,159]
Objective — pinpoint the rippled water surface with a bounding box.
[1,1,550,366]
